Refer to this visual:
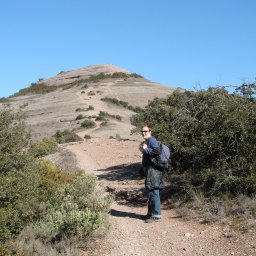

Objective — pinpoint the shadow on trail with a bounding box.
[110,209,145,220]
[96,162,142,182]
[96,162,149,209]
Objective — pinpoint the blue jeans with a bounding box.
[147,189,161,218]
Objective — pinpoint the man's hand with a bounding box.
[143,143,148,149]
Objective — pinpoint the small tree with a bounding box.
[235,81,256,101]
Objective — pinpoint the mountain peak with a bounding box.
[42,64,131,86]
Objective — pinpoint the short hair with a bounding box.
[142,125,152,131]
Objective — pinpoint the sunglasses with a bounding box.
[141,130,150,133]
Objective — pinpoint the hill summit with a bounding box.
[41,64,131,86]
[1,64,178,141]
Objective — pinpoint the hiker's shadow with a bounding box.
[110,209,144,220]
[97,162,142,181]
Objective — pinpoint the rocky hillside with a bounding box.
[1,64,178,141]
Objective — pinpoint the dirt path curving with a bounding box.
[60,139,256,256]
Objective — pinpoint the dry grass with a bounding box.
[175,192,256,232]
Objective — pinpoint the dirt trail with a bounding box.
[63,139,256,256]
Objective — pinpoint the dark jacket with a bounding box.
[142,136,165,190]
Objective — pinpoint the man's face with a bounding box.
[141,126,151,139]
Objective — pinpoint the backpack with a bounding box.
[151,142,171,169]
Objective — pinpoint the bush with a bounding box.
[101,97,142,113]
[84,135,91,140]
[100,121,108,127]
[29,137,58,158]
[0,108,113,255]
[131,88,256,197]
[87,105,94,111]
[96,111,122,121]
[39,160,73,194]
[14,174,113,255]
[12,83,58,96]
[53,130,83,144]
[0,108,31,173]
[76,113,85,120]
[80,120,96,129]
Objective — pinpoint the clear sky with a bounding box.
[1,0,255,98]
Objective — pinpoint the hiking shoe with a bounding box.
[142,214,151,220]
[145,217,161,223]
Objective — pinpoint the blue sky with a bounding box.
[1,0,255,98]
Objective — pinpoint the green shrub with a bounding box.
[53,129,83,144]
[85,71,143,80]
[115,115,122,121]
[0,168,41,251]
[0,108,31,173]
[100,121,108,127]
[131,88,256,197]
[87,105,94,111]
[29,137,58,158]
[0,108,112,255]
[44,72,144,93]
[130,72,143,78]
[80,120,96,129]
[95,112,108,122]
[39,160,73,193]
[84,134,91,140]
[12,83,58,96]
[96,111,122,121]
[14,174,113,255]
[101,97,142,113]
[76,113,85,120]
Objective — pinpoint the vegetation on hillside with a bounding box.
[12,83,58,96]
[84,71,143,82]
[131,86,256,224]
[101,97,143,113]
[95,110,122,122]
[0,97,9,103]
[80,119,97,129]
[10,72,144,97]
[0,108,112,255]
[28,137,58,158]
[63,72,143,88]
[53,129,84,144]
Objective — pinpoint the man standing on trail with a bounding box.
[141,125,164,223]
